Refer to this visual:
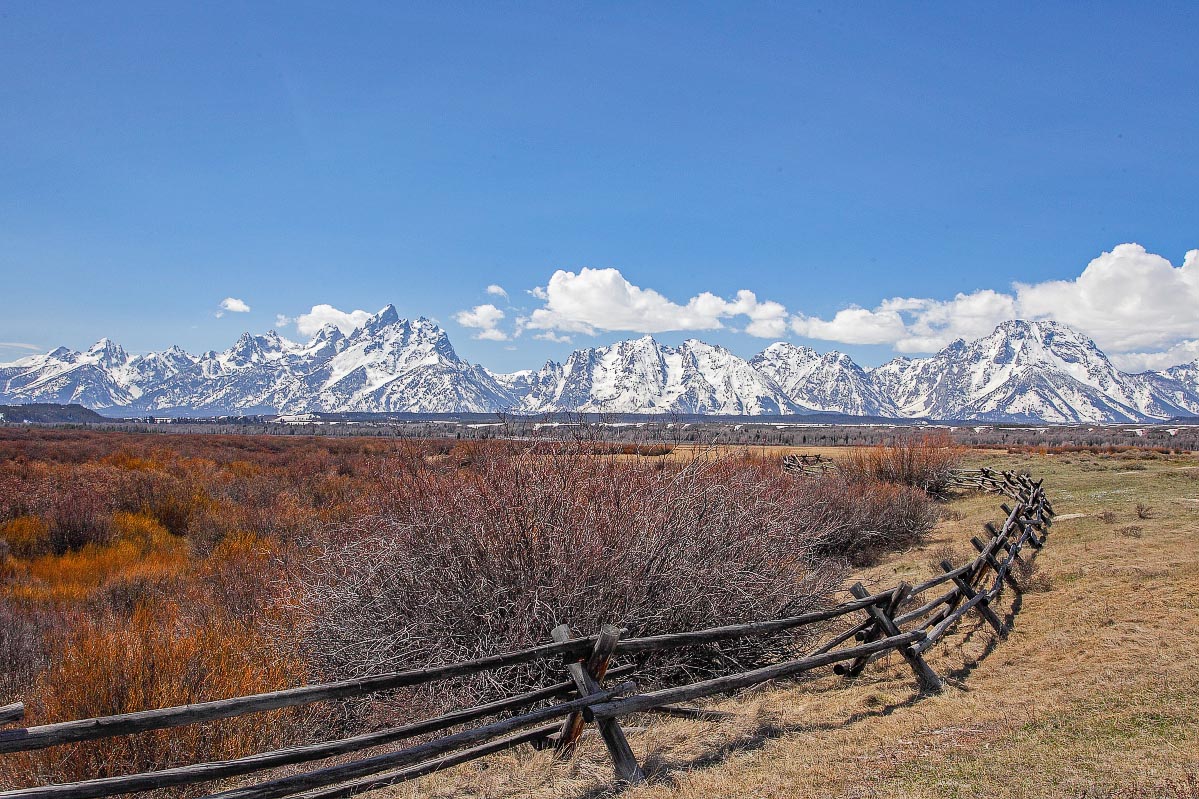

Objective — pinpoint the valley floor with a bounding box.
[386,451,1199,799]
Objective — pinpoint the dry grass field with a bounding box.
[387,450,1199,799]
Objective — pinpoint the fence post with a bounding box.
[939,560,1004,634]
[849,583,943,694]
[834,585,905,679]
[972,536,1021,592]
[0,703,23,724]
[550,624,645,784]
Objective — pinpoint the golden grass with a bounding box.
[381,451,1199,798]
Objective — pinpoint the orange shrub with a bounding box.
[0,603,312,789]
[841,431,961,496]
[1,515,51,558]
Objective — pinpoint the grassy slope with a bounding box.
[390,451,1199,799]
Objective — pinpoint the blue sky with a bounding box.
[2,2,1198,372]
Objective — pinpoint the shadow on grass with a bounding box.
[581,584,1031,796]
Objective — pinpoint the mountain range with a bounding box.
[2,306,1198,423]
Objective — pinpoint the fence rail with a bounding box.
[0,467,1054,799]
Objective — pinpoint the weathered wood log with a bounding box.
[0,704,23,724]
[850,583,943,693]
[907,559,976,594]
[812,617,875,655]
[835,585,906,679]
[940,559,1004,634]
[552,625,617,753]
[1016,517,1045,549]
[287,724,562,799]
[892,587,959,626]
[201,683,636,799]
[920,587,997,652]
[0,637,596,754]
[615,591,892,655]
[590,630,925,721]
[0,666,632,799]
[551,625,644,783]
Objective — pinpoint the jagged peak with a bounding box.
[941,337,969,353]
[760,340,817,355]
[680,337,729,353]
[372,304,401,325]
[820,350,858,367]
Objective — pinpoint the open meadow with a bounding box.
[394,448,1199,799]
[0,430,1196,798]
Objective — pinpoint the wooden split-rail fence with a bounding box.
[0,467,1054,799]
[780,453,837,477]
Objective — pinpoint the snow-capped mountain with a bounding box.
[751,343,898,417]
[134,307,515,415]
[3,314,1199,422]
[511,336,802,415]
[868,320,1199,423]
[0,339,142,409]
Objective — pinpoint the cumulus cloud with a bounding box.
[1110,340,1199,372]
[215,297,251,317]
[455,303,508,341]
[280,304,373,336]
[792,290,1018,351]
[791,307,907,345]
[790,244,1199,368]
[486,284,509,300]
[523,268,790,338]
[1015,244,1199,352]
[533,330,573,344]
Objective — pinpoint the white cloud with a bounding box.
[0,341,43,353]
[1110,340,1199,372]
[486,284,509,300]
[284,304,373,336]
[455,303,508,341]
[789,244,1199,368]
[792,290,1016,351]
[523,268,790,338]
[216,297,251,318]
[1015,244,1199,352]
[533,330,573,344]
[791,307,908,345]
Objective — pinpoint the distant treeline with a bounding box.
[3,405,1196,451]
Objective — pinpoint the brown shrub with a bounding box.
[289,446,935,725]
[791,475,940,565]
[0,603,313,789]
[0,515,52,558]
[840,432,961,496]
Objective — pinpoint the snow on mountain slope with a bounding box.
[134,307,515,415]
[6,314,1199,422]
[0,339,142,408]
[307,310,514,413]
[508,336,801,415]
[867,320,1195,423]
[751,342,898,417]
[1148,360,1199,416]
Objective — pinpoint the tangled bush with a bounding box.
[840,432,962,497]
[0,603,314,788]
[793,475,940,565]
[290,445,937,724]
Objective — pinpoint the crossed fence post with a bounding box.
[550,623,645,784]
